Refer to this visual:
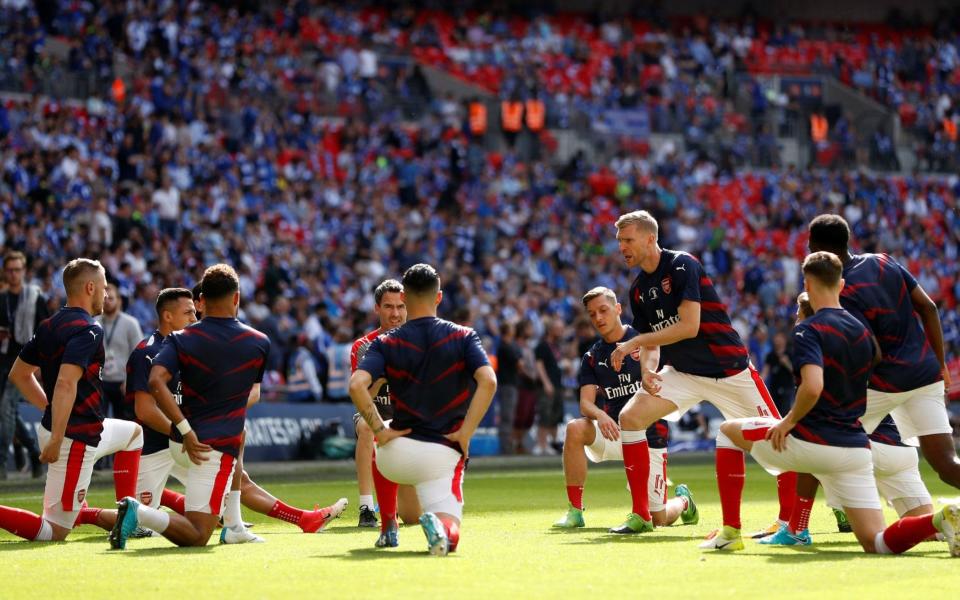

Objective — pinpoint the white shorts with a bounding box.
[742,418,881,510]
[872,443,931,516]
[862,382,950,442]
[38,419,144,529]
[136,449,189,509]
[93,418,143,460]
[654,365,780,422]
[583,421,669,512]
[375,437,466,520]
[168,441,236,515]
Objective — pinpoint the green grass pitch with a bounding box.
[1,459,956,599]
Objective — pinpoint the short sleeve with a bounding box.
[62,325,101,368]
[463,331,491,373]
[673,254,702,303]
[126,347,152,394]
[357,336,385,380]
[791,323,822,372]
[893,257,919,292]
[18,334,40,366]
[152,335,181,377]
[578,351,598,388]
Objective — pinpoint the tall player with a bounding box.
[349,263,498,555]
[714,252,960,556]
[608,211,795,539]
[764,292,935,545]
[808,215,960,489]
[553,287,697,529]
[351,279,421,530]
[110,264,270,548]
[0,259,143,541]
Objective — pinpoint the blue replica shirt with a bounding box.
[153,317,270,458]
[629,249,749,378]
[840,254,942,393]
[578,325,669,448]
[790,308,876,448]
[125,330,177,456]
[19,307,105,446]
[358,316,491,453]
[868,415,907,448]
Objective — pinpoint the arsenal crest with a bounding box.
[77,489,86,504]
[140,491,154,506]
[661,277,672,294]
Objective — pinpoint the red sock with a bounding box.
[716,448,745,530]
[788,495,814,534]
[160,489,185,515]
[113,449,142,501]
[621,431,651,521]
[0,505,44,540]
[566,486,584,510]
[373,456,399,533]
[268,500,305,525]
[777,471,798,522]
[75,507,104,528]
[882,514,937,554]
[439,515,460,552]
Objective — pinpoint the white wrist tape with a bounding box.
[175,419,192,436]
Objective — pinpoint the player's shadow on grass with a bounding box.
[0,534,108,551]
[112,545,217,557]
[333,547,453,560]
[560,533,695,545]
[546,527,611,535]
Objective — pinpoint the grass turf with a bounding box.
[1,460,956,598]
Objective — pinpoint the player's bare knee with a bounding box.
[49,522,71,541]
[565,419,586,442]
[651,511,668,527]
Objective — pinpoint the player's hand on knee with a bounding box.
[765,420,793,452]
[375,426,410,447]
[598,413,620,441]
[182,432,212,465]
[641,369,662,395]
[39,438,61,464]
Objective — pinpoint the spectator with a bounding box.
[95,282,143,419]
[534,318,564,456]
[496,322,521,455]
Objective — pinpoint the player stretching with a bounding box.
[110,264,269,548]
[608,211,795,539]
[0,259,143,541]
[763,292,934,546]
[715,252,960,556]
[808,215,960,489]
[349,264,497,555]
[553,287,697,529]
[352,279,421,531]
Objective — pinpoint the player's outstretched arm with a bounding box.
[445,365,497,456]
[134,390,172,436]
[909,285,949,385]
[149,364,211,464]
[8,357,48,411]
[41,364,83,463]
[767,364,823,452]
[611,301,698,371]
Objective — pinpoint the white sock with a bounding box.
[874,531,893,555]
[223,491,243,529]
[137,505,170,533]
[34,520,53,541]
[621,429,647,444]
[359,495,374,510]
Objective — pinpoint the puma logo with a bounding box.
[675,264,686,271]
[599,360,609,368]
[795,331,804,338]
[89,330,98,340]
[146,354,155,363]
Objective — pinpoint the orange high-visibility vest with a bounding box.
[810,114,828,142]
[111,77,126,104]
[524,99,545,131]
[501,101,523,133]
[944,118,958,142]
[469,102,487,135]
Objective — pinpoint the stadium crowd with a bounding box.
[0,1,958,441]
